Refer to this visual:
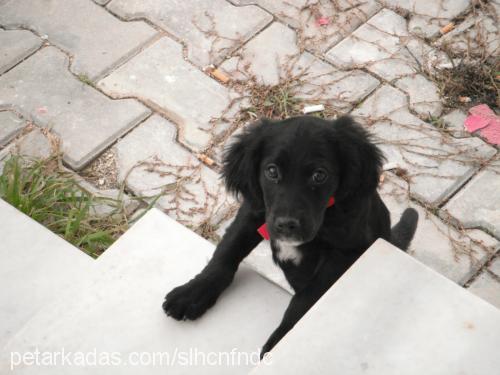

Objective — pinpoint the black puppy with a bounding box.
[163,116,418,357]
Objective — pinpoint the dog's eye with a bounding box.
[312,169,328,184]
[265,164,280,181]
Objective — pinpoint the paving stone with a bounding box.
[107,0,272,68]
[99,37,236,153]
[220,22,300,86]
[0,127,53,177]
[326,9,408,71]
[352,84,408,118]
[404,38,451,71]
[0,29,42,74]
[468,270,500,309]
[0,110,24,147]
[114,115,236,229]
[0,128,53,178]
[0,47,151,170]
[0,0,157,80]
[76,179,140,218]
[231,0,381,53]
[490,256,500,276]
[12,128,52,159]
[325,9,446,111]
[380,0,471,38]
[443,157,500,239]
[380,174,499,285]
[407,15,443,39]
[394,74,442,117]
[437,9,499,58]
[353,85,496,206]
[219,22,379,111]
[442,109,469,138]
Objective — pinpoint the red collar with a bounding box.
[257,196,335,240]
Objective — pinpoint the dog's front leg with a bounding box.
[261,257,349,358]
[163,201,263,321]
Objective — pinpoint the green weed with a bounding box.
[0,155,131,257]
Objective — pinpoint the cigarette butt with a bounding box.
[303,104,325,114]
[210,69,230,84]
[197,153,215,166]
[440,23,454,34]
[379,173,385,184]
[458,96,471,103]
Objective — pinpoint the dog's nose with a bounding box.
[275,216,300,234]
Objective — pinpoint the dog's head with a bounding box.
[222,116,383,243]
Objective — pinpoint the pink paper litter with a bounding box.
[479,121,500,145]
[464,104,500,145]
[464,115,490,132]
[316,17,330,26]
[469,104,496,116]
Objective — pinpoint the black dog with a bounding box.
[163,116,418,357]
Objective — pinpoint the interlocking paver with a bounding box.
[219,22,379,111]
[326,8,408,71]
[380,0,471,38]
[437,9,499,57]
[468,268,500,309]
[98,37,236,153]
[0,0,157,80]
[0,47,151,170]
[0,111,24,147]
[106,0,272,68]
[0,29,42,74]
[394,74,442,117]
[443,157,500,239]
[380,174,498,285]
[352,84,407,118]
[326,9,445,117]
[114,115,235,229]
[353,85,496,206]
[442,109,469,138]
[231,0,381,53]
[76,179,140,218]
[490,257,500,276]
[0,128,53,163]
[220,22,300,86]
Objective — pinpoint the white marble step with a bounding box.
[0,198,94,349]
[251,239,500,375]
[1,208,291,374]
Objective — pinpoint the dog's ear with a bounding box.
[330,116,384,201]
[222,119,267,208]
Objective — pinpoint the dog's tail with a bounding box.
[390,208,419,251]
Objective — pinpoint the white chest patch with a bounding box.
[275,240,303,265]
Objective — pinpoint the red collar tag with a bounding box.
[257,196,335,240]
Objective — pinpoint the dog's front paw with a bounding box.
[162,277,220,321]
